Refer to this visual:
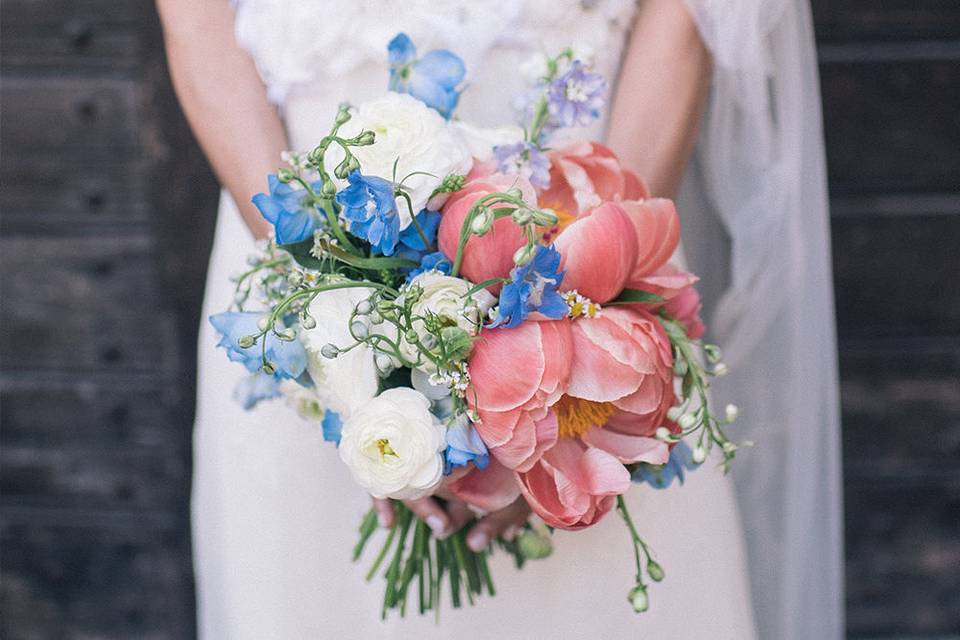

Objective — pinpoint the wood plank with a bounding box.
[0,159,150,231]
[1,19,144,72]
[831,212,960,339]
[1,77,140,160]
[820,59,960,195]
[0,519,193,639]
[1,445,187,511]
[0,235,158,309]
[845,480,960,637]
[0,380,173,448]
[812,0,960,42]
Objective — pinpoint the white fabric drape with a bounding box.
[680,1,844,638]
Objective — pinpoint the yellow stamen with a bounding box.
[554,395,616,439]
[376,438,399,460]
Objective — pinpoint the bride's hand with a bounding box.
[371,489,530,551]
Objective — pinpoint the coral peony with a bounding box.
[539,141,649,221]
[553,201,638,303]
[437,171,536,287]
[468,308,676,529]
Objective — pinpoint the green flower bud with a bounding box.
[287,272,304,287]
[276,327,296,341]
[655,426,673,442]
[354,130,375,146]
[261,361,276,375]
[355,299,373,315]
[678,413,697,430]
[512,208,534,225]
[237,335,256,349]
[320,344,339,359]
[300,314,317,330]
[351,321,369,339]
[516,529,553,560]
[513,244,536,266]
[277,167,296,183]
[440,326,473,361]
[334,105,352,125]
[470,208,494,235]
[647,561,665,582]
[665,406,684,422]
[724,404,740,422]
[404,329,419,344]
[532,207,559,226]
[703,344,722,363]
[628,584,649,613]
[369,311,384,325]
[721,441,738,455]
[691,445,707,465]
[713,362,729,377]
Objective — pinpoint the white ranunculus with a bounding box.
[338,387,446,500]
[300,286,379,420]
[339,93,472,228]
[453,121,525,162]
[400,272,496,370]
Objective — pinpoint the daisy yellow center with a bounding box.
[554,395,616,439]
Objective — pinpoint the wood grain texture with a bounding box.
[821,59,960,195]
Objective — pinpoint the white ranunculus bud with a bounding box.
[713,363,729,377]
[399,272,496,371]
[338,388,446,500]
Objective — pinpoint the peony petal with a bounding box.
[555,202,638,303]
[448,458,522,512]
[543,438,631,496]
[621,198,681,279]
[582,426,669,464]
[468,323,546,412]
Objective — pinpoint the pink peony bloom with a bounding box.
[664,283,706,339]
[467,319,572,472]
[553,202,639,303]
[437,171,536,287]
[468,308,676,530]
[539,141,649,219]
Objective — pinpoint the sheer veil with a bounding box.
[679,1,843,638]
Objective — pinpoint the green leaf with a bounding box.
[463,278,504,297]
[608,288,666,305]
[279,239,323,270]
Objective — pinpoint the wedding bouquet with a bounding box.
[211,33,743,617]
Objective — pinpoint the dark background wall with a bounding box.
[0,2,957,638]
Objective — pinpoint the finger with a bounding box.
[372,498,394,528]
[467,499,531,552]
[403,497,450,537]
[444,498,475,534]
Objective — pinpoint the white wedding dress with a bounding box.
[194,1,841,638]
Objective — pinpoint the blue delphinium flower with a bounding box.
[394,209,441,258]
[388,33,465,119]
[322,410,342,446]
[406,250,453,282]
[444,418,489,474]
[232,371,283,410]
[547,60,607,128]
[252,175,324,245]
[209,311,307,379]
[336,171,401,255]
[493,142,551,190]
[631,441,700,489]
[490,245,568,329]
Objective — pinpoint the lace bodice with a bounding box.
[233,0,638,121]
